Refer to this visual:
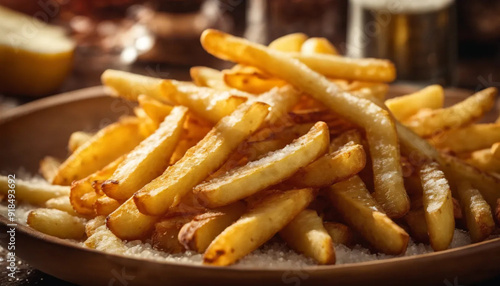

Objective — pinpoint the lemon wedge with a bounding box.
[0,6,75,96]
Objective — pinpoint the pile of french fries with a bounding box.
[2,30,500,266]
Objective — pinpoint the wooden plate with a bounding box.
[1,86,499,286]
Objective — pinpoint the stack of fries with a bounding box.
[3,31,500,266]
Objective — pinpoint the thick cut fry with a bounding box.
[286,143,366,188]
[253,85,301,125]
[223,67,286,94]
[69,155,124,215]
[323,222,355,246]
[106,197,158,240]
[39,156,61,182]
[162,80,250,123]
[403,208,429,243]
[203,188,315,266]
[152,215,196,253]
[85,216,106,237]
[68,131,93,153]
[464,149,500,173]
[102,106,188,200]
[94,195,120,216]
[178,202,246,253]
[268,33,307,52]
[328,176,409,255]
[280,209,335,265]
[455,180,495,242]
[194,122,329,208]
[385,85,444,121]
[137,94,173,125]
[432,124,500,153]
[133,102,269,216]
[419,162,454,251]
[201,29,408,218]
[190,66,229,90]
[27,208,85,239]
[53,117,143,185]
[404,88,497,137]
[300,37,338,55]
[0,175,69,205]
[45,196,79,216]
[101,69,166,102]
[85,223,127,253]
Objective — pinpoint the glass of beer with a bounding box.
[346,0,457,86]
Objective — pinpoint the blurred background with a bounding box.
[0,0,499,104]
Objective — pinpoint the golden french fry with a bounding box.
[404,88,497,137]
[0,175,69,206]
[328,176,409,255]
[106,197,158,240]
[69,155,124,215]
[85,222,127,253]
[432,124,500,153]
[137,94,173,125]
[268,33,307,52]
[85,216,106,237]
[68,131,93,153]
[201,29,408,218]
[300,37,338,55]
[419,162,454,250]
[190,66,229,90]
[162,80,250,123]
[280,209,335,265]
[27,208,85,239]
[194,122,329,208]
[101,106,188,201]
[223,67,286,94]
[178,202,246,253]
[94,195,120,216]
[385,85,444,121]
[323,222,355,246]
[455,180,495,242]
[403,208,429,243]
[101,69,166,102]
[464,149,500,173]
[350,82,389,102]
[491,142,500,160]
[132,102,269,217]
[39,156,61,182]
[45,196,79,216]
[151,215,196,253]
[203,188,315,266]
[253,85,301,125]
[53,117,143,185]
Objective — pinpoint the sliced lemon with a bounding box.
[0,6,75,96]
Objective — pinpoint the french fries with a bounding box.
[419,162,454,250]
[280,209,335,264]
[190,66,229,90]
[102,69,166,102]
[152,215,196,253]
[0,175,69,205]
[432,124,500,153]
[403,209,429,243]
[94,195,120,216]
[328,176,409,255]
[223,66,286,94]
[52,117,143,185]
[39,156,61,182]
[323,222,355,246]
[385,85,444,121]
[101,106,188,201]
[195,122,329,207]
[404,88,497,137]
[45,196,79,216]
[268,33,307,52]
[106,198,158,240]
[300,37,338,55]
[137,94,173,125]
[203,188,315,266]
[68,131,93,153]
[27,208,85,239]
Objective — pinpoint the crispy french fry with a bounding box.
[404,88,497,137]
[45,196,79,216]
[106,197,158,240]
[432,124,500,153]
[85,223,127,253]
[203,188,315,266]
[464,149,500,173]
[68,131,93,153]
[27,208,85,239]
[419,162,454,250]
[268,33,307,52]
[253,85,301,125]
[0,175,69,205]
[101,106,188,201]
[178,202,246,253]
[137,94,173,125]
[190,66,229,90]
[328,176,409,255]
[403,208,429,243]
[350,82,389,102]
[69,155,124,215]
[132,102,269,217]
[39,156,61,182]
[323,222,355,246]
[223,67,286,94]
[455,180,495,242]
[194,122,329,208]
[53,117,143,185]
[101,69,166,102]
[385,85,444,121]
[280,209,335,265]
[94,195,120,216]
[201,29,408,218]
[152,215,196,253]
[300,37,338,55]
